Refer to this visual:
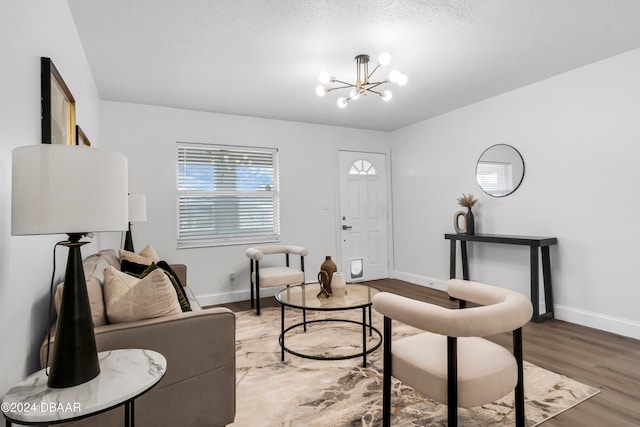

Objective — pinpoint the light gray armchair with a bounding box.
[373,279,533,427]
[246,245,308,315]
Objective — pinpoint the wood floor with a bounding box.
[212,278,640,426]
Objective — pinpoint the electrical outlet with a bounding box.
[230,273,236,282]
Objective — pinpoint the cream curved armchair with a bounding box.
[372,279,533,427]
[246,245,308,315]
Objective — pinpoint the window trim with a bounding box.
[176,142,280,248]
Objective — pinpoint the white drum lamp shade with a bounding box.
[11,144,128,388]
[12,145,129,236]
[128,195,147,223]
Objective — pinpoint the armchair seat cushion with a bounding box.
[392,332,517,408]
[252,267,304,288]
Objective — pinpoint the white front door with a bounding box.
[338,151,389,282]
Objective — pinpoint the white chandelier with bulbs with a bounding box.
[315,52,407,108]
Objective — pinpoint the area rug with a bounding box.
[231,306,599,426]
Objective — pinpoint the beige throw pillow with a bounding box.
[119,245,160,266]
[83,249,120,283]
[103,266,181,323]
[54,277,108,327]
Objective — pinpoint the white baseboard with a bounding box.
[196,286,281,307]
[390,270,640,341]
[554,305,640,340]
[391,270,448,291]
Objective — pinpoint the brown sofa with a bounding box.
[40,250,236,427]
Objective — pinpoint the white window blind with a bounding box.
[476,161,513,197]
[177,143,279,248]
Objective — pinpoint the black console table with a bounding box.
[444,233,557,323]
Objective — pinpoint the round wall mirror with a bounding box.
[476,144,525,197]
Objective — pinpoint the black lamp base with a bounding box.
[47,235,100,388]
[123,222,134,252]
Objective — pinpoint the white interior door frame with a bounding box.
[336,150,393,281]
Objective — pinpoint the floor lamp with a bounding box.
[124,194,147,252]
[12,144,128,388]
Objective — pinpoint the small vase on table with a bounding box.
[466,207,475,235]
[331,272,347,297]
[455,193,478,236]
[320,256,337,294]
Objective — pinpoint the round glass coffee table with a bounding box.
[275,283,382,367]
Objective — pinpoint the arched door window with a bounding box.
[349,159,377,175]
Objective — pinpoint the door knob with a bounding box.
[342,225,353,230]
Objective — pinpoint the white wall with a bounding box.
[0,1,106,398]
[391,48,640,339]
[100,101,390,305]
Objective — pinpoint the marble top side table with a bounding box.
[2,349,166,426]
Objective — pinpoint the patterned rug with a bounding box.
[230,306,599,426]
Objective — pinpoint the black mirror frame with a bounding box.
[476,144,525,198]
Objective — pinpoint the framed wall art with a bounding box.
[41,57,76,145]
[76,125,91,146]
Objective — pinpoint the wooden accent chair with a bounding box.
[372,279,533,427]
[246,245,308,315]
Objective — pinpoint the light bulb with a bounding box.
[350,89,360,100]
[378,52,391,66]
[337,97,348,108]
[398,73,408,86]
[316,85,327,97]
[319,71,331,84]
[381,90,392,101]
[388,70,401,83]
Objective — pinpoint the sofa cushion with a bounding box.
[54,277,107,327]
[156,261,191,312]
[120,245,160,266]
[122,261,192,312]
[183,286,201,311]
[52,250,118,329]
[103,266,182,323]
[120,258,151,277]
[83,249,120,282]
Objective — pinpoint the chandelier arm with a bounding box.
[328,84,356,91]
[332,79,355,87]
[367,64,381,80]
[364,82,387,91]
[367,89,383,96]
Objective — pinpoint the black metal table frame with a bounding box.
[445,233,557,323]
[277,290,382,367]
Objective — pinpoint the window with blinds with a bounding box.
[476,161,513,197]
[177,143,279,247]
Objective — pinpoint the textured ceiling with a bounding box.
[67,0,640,131]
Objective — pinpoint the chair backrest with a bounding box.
[246,245,308,261]
[372,279,533,337]
[446,279,533,336]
